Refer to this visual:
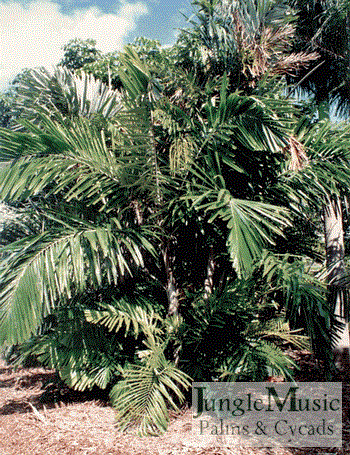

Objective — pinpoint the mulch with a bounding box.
[0,352,349,455]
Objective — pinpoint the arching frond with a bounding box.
[0,114,148,210]
[110,340,191,436]
[0,222,155,345]
[18,305,124,391]
[13,66,122,122]
[85,298,163,339]
[186,186,290,277]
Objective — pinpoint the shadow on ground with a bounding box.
[0,366,109,416]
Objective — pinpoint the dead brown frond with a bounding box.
[272,51,320,76]
[284,136,309,171]
[260,25,295,53]
[232,11,320,86]
[171,88,184,102]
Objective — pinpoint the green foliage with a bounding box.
[84,290,306,434]
[59,38,102,71]
[279,118,350,206]
[79,37,174,91]
[258,251,335,352]
[5,67,121,126]
[179,278,310,382]
[0,221,154,345]
[90,298,190,435]
[187,186,290,277]
[18,303,125,391]
[288,0,350,113]
[81,53,120,89]
[0,69,32,128]
[1,0,349,437]
[0,92,16,128]
[176,0,310,92]
[110,347,190,436]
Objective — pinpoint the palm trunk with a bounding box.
[162,244,179,315]
[162,242,180,365]
[149,110,162,206]
[324,196,350,370]
[203,245,215,300]
[166,272,179,315]
[149,110,179,315]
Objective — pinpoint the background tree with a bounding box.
[0,69,33,129]
[0,93,15,129]
[59,38,102,71]
[81,37,175,90]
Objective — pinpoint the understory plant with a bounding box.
[15,274,311,435]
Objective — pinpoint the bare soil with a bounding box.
[0,354,349,455]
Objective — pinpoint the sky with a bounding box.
[0,0,193,91]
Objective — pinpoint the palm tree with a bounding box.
[0,44,318,433]
[176,0,318,94]
[175,0,350,367]
[286,0,350,364]
[182,0,350,366]
[2,3,350,430]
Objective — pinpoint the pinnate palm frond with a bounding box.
[0,115,142,209]
[58,350,119,391]
[219,339,297,381]
[187,186,290,277]
[19,307,123,391]
[279,119,350,208]
[259,251,338,352]
[272,52,319,76]
[180,281,306,382]
[256,318,310,351]
[85,298,164,339]
[85,296,190,435]
[118,46,163,103]
[202,76,294,153]
[110,340,191,436]
[0,222,155,345]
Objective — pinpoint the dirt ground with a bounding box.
[0,354,349,455]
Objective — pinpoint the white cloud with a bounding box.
[0,0,148,90]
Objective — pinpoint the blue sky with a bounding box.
[59,0,192,44]
[0,0,193,90]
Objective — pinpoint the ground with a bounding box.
[0,354,349,455]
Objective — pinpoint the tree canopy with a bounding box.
[59,38,102,71]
